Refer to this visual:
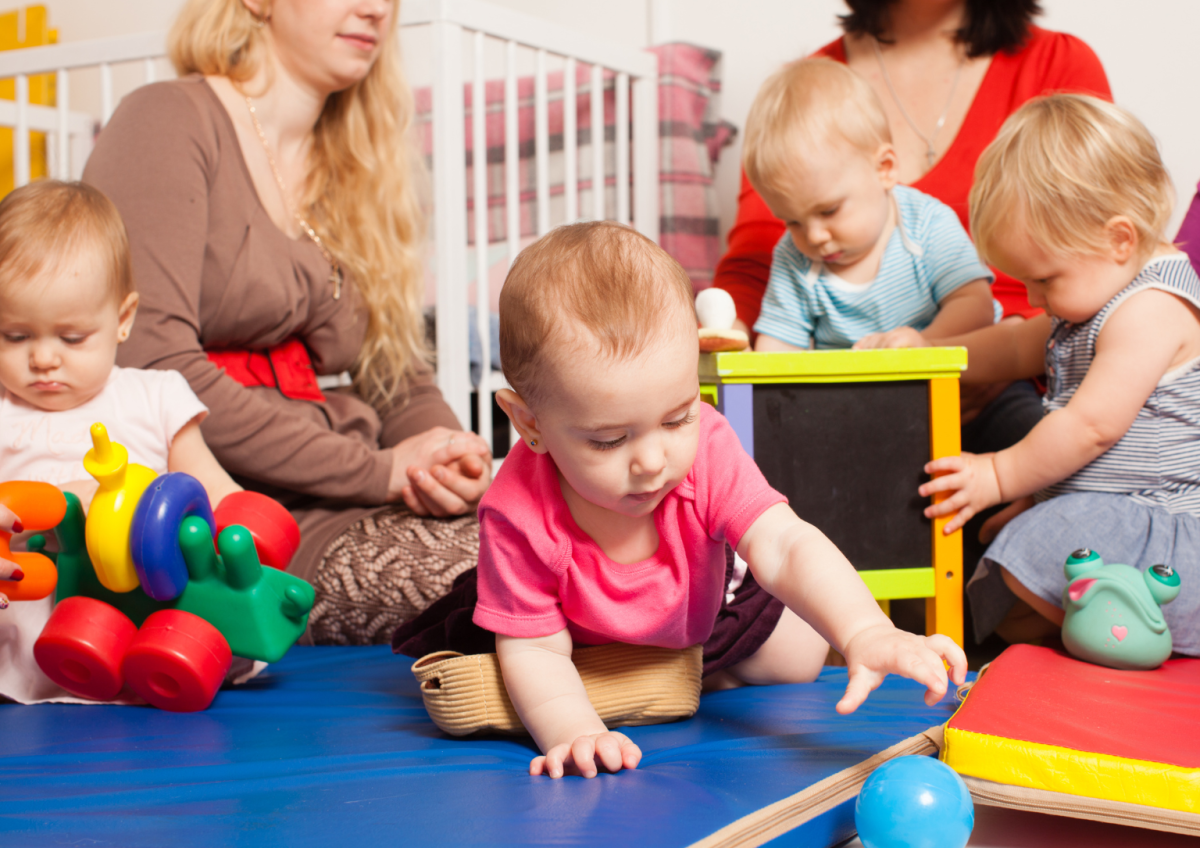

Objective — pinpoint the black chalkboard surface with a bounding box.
[751,381,930,572]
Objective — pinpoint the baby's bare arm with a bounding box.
[737,503,966,709]
[496,631,641,778]
[737,504,889,650]
[922,280,995,341]
[754,333,805,352]
[168,418,242,507]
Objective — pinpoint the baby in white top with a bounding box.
[0,180,239,702]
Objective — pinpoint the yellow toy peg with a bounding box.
[83,422,157,593]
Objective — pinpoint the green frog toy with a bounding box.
[1060,549,1180,671]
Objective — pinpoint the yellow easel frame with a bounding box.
[700,348,967,647]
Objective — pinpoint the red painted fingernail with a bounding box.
[9,568,23,581]
[11,520,22,533]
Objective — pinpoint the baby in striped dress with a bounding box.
[741,58,995,352]
[921,94,1200,656]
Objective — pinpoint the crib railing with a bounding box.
[406,0,659,447]
[0,0,659,452]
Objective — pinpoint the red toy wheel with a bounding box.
[121,610,233,712]
[34,596,137,701]
[214,491,300,570]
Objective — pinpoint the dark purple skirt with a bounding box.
[391,546,786,678]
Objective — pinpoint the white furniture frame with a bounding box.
[0,0,659,451]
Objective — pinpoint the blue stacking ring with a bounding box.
[130,472,216,601]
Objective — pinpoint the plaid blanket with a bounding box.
[414,43,736,292]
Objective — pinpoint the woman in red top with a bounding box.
[716,0,1111,331]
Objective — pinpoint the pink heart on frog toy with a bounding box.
[1111,625,1128,642]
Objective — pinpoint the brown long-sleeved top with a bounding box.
[84,77,462,581]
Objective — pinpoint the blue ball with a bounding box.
[855,756,974,848]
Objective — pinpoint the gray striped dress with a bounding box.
[968,254,1200,654]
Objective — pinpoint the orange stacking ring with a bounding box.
[0,480,66,601]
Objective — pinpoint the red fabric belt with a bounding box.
[206,337,326,403]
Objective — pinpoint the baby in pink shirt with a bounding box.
[479,221,967,779]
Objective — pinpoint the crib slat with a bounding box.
[473,30,492,450]
[590,63,604,221]
[505,40,519,266]
[100,62,113,125]
[534,48,549,237]
[14,74,29,188]
[564,56,578,224]
[615,71,630,226]
[56,68,68,180]
[431,19,471,428]
[143,57,156,84]
[631,63,660,242]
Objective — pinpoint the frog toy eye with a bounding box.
[1145,563,1181,606]
[1064,548,1104,580]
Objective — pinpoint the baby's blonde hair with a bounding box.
[0,180,132,300]
[971,94,1172,264]
[500,222,696,409]
[742,58,892,197]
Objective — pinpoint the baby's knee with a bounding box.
[999,566,1064,627]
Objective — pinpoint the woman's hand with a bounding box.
[837,623,968,714]
[919,452,1003,535]
[853,327,929,350]
[530,731,642,779]
[0,504,24,608]
[388,426,492,517]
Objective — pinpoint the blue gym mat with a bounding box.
[1,646,957,847]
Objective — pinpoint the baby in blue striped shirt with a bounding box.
[742,58,994,351]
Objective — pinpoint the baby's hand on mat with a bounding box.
[853,327,928,350]
[919,453,1002,535]
[837,624,968,714]
[531,731,642,779]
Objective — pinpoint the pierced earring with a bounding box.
[530,440,537,447]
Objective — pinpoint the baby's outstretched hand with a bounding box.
[837,624,967,714]
[531,731,642,779]
[919,452,1003,535]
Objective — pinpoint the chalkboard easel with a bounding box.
[700,348,966,647]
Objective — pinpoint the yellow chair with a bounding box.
[700,348,966,646]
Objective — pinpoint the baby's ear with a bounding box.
[495,388,545,452]
[117,291,139,343]
[1104,216,1139,264]
[874,143,900,190]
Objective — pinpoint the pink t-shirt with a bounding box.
[473,402,786,648]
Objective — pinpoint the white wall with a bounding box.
[484,0,1200,243]
[37,0,1200,240]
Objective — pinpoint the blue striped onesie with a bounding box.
[754,185,993,349]
[1039,254,1200,514]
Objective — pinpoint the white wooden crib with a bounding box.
[0,0,661,451]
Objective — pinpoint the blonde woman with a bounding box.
[83,0,491,644]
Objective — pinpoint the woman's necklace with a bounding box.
[244,95,343,299]
[871,37,965,171]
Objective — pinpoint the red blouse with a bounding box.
[715,26,1112,329]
